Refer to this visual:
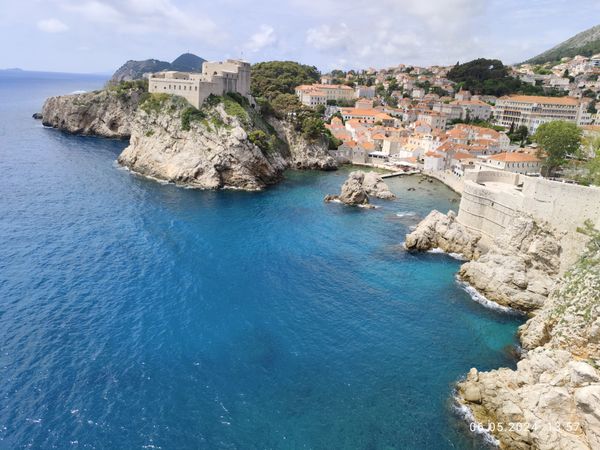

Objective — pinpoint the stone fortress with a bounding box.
[456,168,600,270]
[148,59,251,108]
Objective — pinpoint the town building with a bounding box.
[480,152,542,174]
[493,95,588,132]
[148,59,250,109]
[295,84,355,106]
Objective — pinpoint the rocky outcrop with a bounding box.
[118,96,287,190]
[362,172,395,199]
[459,215,562,311]
[324,171,395,207]
[268,118,338,171]
[404,210,482,259]
[324,171,370,206]
[457,245,600,449]
[42,86,145,138]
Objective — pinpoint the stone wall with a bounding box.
[457,169,600,270]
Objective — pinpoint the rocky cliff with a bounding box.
[457,238,600,449]
[268,118,337,171]
[41,84,337,190]
[118,95,288,190]
[459,215,562,312]
[407,210,599,448]
[41,82,146,138]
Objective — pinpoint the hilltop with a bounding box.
[525,24,600,64]
[109,53,206,85]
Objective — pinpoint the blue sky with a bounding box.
[1,0,598,73]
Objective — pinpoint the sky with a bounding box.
[1,0,599,74]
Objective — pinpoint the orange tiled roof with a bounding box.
[489,152,540,162]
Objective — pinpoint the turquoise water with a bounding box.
[0,71,523,449]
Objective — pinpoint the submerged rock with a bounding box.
[404,210,481,259]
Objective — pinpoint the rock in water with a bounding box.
[32,112,43,120]
[338,171,370,205]
[404,210,481,259]
[362,172,396,199]
[324,171,395,207]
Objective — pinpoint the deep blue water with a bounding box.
[0,71,523,450]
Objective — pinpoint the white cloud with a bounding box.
[245,25,277,53]
[59,0,223,41]
[37,18,69,33]
[301,0,487,69]
[306,23,350,51]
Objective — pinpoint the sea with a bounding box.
[0,70,524,449]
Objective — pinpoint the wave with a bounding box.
[426,248,467,261]
[451,395,500,447]
[456,278,523,315]
[396,211,417,218]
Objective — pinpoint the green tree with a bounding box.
[301,117,326,140]
[533,121,582,176]
[509,125,529,147]
[250,61,319,101]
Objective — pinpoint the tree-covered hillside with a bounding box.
[447,58,565,97]
[251,61,320,101]
[525,24,600,64]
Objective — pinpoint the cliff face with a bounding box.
[458,245,600,449]
[118,96,287,190]
[459,215,562,312]
[41,85,146,139]
[268,118,338,171]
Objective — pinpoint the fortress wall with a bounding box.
[457,170,600,270]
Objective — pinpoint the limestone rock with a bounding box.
[362,172,396,199]
[268,118,338,171]
[404,209,481,259]
[457,246,600,449]
[118,98,287,190]
[42,87,145,139]
[459,214,561,311]
[324,171,394,207]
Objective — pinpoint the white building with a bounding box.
[493,95,588,133]
[148,59,250,109]
[295,84,355,106]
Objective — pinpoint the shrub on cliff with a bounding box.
[181,107,206,131]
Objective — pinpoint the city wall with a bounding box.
[457,169,600,270]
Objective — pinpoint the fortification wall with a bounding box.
[457,170,600,270]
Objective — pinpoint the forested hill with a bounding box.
[525,24,600,64]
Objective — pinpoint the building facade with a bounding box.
[148,59,251,109]
[493,95,587,132]
[295,84,355,106]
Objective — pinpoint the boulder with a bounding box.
[404,209,481,259]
